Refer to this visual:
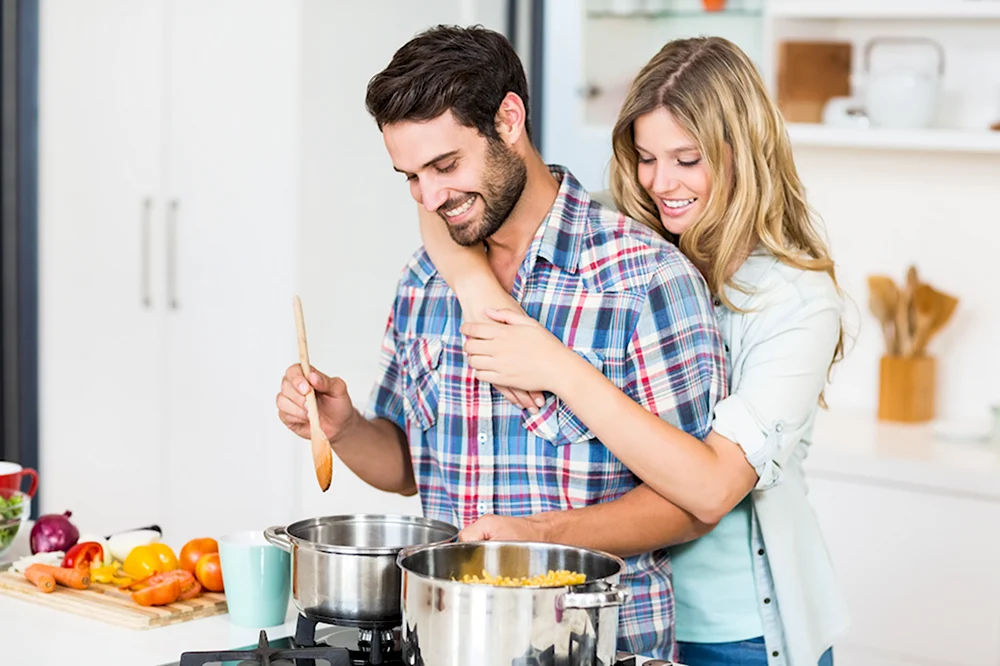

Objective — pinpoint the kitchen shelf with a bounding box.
[768,0,1000,20]
[787,123,1000,154]
[587,8,762,19]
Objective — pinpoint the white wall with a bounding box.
[542,4,1000,425]
[294,1,508,522]
[799,148,1000,423]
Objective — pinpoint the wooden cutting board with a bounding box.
[777,41,853,123]
[0,569,227,629]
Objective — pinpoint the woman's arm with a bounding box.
[418,205,518,323]
[418,205,544,411]
[554,354,757,525]
[464,293,841,525]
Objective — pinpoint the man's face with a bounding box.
[384,111,527,246]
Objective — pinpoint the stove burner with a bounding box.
[358,629,396,653]
[177,629,350,666]
[175,614,639,666]
[295,614,402,666]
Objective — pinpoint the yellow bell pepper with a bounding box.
[91,561,133,586]
[123,543,178,579]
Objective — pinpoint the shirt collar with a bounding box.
[532,165,590,275]
[409,165,591,290]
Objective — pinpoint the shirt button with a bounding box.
[724,344,730,352]
[477,502,487,514]
[477,432,487,443]
[772,651,780,657]
[775,423,784,433]
[764,597,771,604]
[757,548,765,556]
[712,297,722,307]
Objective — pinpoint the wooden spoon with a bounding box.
[867,275,898,355]
[293,295,333,492]
[909,284,937,356]
[897,265,919,356]
[911,285,959,355]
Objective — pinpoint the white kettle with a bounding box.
[862,37,944,130]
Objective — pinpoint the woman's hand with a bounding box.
[462,308,575,396]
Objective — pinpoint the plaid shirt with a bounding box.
[366,166,726,659]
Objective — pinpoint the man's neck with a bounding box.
[485,155,560,292]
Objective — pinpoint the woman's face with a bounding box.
[634,107,712,236]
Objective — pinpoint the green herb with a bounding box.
[0,495,26,552]
[0,494,25,520]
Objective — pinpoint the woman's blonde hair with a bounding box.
[609,36,844,388]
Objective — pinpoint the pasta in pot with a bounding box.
[456,569,586,587]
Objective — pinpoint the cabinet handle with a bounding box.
[140,197,153,308]
[167,199,179,310]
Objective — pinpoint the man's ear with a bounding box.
[494,92,527,146]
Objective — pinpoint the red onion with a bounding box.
[30,510,80,554]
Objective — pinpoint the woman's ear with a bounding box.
[494,92,527,146]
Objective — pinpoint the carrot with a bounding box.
[24,564,56,593]
[28,563,90,590]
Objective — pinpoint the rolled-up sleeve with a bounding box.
[624,259,728,440]
[712,292,842,490]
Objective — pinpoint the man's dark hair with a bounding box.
[365,25,531,142]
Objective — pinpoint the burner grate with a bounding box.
[178,629,351,666]
[176,613,639,666]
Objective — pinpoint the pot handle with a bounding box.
[264,525,292,552]
[556,583,631,611]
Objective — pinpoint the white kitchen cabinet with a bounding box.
[807,473,1000,666]
[39,0,299,546]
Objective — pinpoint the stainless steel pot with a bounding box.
[397,541,630,665]
[264,514,458,627]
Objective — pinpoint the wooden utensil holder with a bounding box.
[878,355,935,423]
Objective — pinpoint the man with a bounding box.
[276,25,725,660]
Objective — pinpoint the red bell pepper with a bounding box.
[61,541,104,571]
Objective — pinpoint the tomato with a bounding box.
[148,543,178,572]
[179,579,203,601]
[61,542,104,571]
[132,578,181,607]
[179,537,218,573]
[125,569,201,602]
[123,543,176,579]
[194,552,224,592]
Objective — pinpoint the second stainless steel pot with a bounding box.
[397,541,630,665]
[264,514,458,626]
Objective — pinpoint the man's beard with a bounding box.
[441,140,527,247]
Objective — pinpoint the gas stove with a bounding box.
[176,614,403,666]
[174,613,647,666]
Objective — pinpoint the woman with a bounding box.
[418,37,848,666]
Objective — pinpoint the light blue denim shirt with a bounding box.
[704,251,851,666]
[589,192,850,664]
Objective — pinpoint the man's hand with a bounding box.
[276,364,358,443]
[459,514,550,543]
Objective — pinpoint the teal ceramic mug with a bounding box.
[218,530,291,627]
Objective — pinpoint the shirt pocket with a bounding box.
[401,337,442,431]
[523,350,604,447]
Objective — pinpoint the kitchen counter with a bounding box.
[1,528,657,665]
[10,408,991,664]
[0,526,301,666]
[805,407,1000,500]
[3,592,302,665]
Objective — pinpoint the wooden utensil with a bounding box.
[293,296,333,492]
[928,288,959,339]
[896,265,919,356]
[867,275,899,355]
[910,284,959,356]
